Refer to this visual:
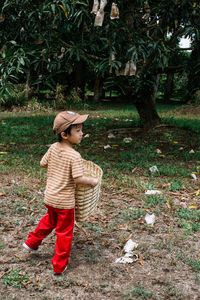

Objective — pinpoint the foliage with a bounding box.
[0,0,200,104]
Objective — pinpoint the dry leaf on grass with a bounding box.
[0,192,6,196]
[14,254,23,260]
[0,269,11,279]
[139,253,144,265]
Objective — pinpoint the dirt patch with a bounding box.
[174,105,200,117]
[0,173,200,299]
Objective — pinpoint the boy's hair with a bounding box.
[57,124,82,142]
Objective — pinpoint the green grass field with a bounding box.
[0,103,200,299]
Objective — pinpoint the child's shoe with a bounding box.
[23,242,38,252]
[54,266,68,276]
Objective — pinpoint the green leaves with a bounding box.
[0,0,199,105]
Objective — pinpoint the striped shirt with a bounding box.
[40,143,83,209]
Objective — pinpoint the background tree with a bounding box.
[0,0,199,127]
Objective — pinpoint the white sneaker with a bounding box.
[23,242,38,252]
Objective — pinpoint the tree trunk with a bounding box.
[135,72,161,128]
[163,73,174,103]
[152,74,160,103]
[186,41,200,103]
[74,61,85,100]
[135,97,161,128]
[93,78,105,102]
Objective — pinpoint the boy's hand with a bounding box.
[74,176,99,187]
[89,178,99,187]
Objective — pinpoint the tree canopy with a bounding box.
[0,0,199,127]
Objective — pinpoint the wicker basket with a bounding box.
[75,160,103,222]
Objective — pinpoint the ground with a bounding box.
[0,105,200,299]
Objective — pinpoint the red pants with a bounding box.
[25,205,74,273]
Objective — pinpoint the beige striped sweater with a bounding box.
[40,143,83,209]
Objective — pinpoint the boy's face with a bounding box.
[66,124,83,144]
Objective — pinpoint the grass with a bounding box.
[124,285,157,299]
[2,269,30,288]
[0,102,200,299]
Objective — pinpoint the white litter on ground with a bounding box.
[191,173,197,180]
[104,145,111,149]
[123,137,133,143]
[149,165,159,173]
[189,149,195,154]
[124,239,138,253]
[115,239,139,264]
[115,256,134,264]
[145,190,162,195]
[108,133,116,139]
[144,213,156,226]
[156,149,162,154]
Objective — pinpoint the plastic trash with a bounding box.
[94,0,107,26]
[104,145,111,149]
[115,253,138,264]
[156,149,162,154]
[191,173,197,180]
[145,190,161,195]
[149,165,159,173]
[115,239,139,264]
[110,2,119,19]
[189,149,195,154]
[144,213,156,226]
[91,0,99,14]
[108,133,116,139]
[115,256,134,264]
[124,239,138,253]
[123,137,132,143]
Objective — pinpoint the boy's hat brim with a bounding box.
[53,111,88,134]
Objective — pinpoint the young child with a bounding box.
[23,111,98,275]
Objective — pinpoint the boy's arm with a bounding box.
[72,154,98,187]
[74,176,98,187]
[40,147,51,168]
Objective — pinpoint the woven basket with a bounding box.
[75,160,103,222]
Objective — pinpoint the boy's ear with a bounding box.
[61,132,68,140]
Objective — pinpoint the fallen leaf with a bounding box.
[35,275,41,286]
[189,205,197,209]
[21,280,31,288]
[162,183,171,188]
[0,192,6,196]
[166,201,171,209]
[0,269,11,279]
[122,233,133,243]
[139,253,144,265]
[196,190,200,196]
[14,254,23,260]
[77,281,88,287]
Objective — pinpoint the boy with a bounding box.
[23,111,98,274]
